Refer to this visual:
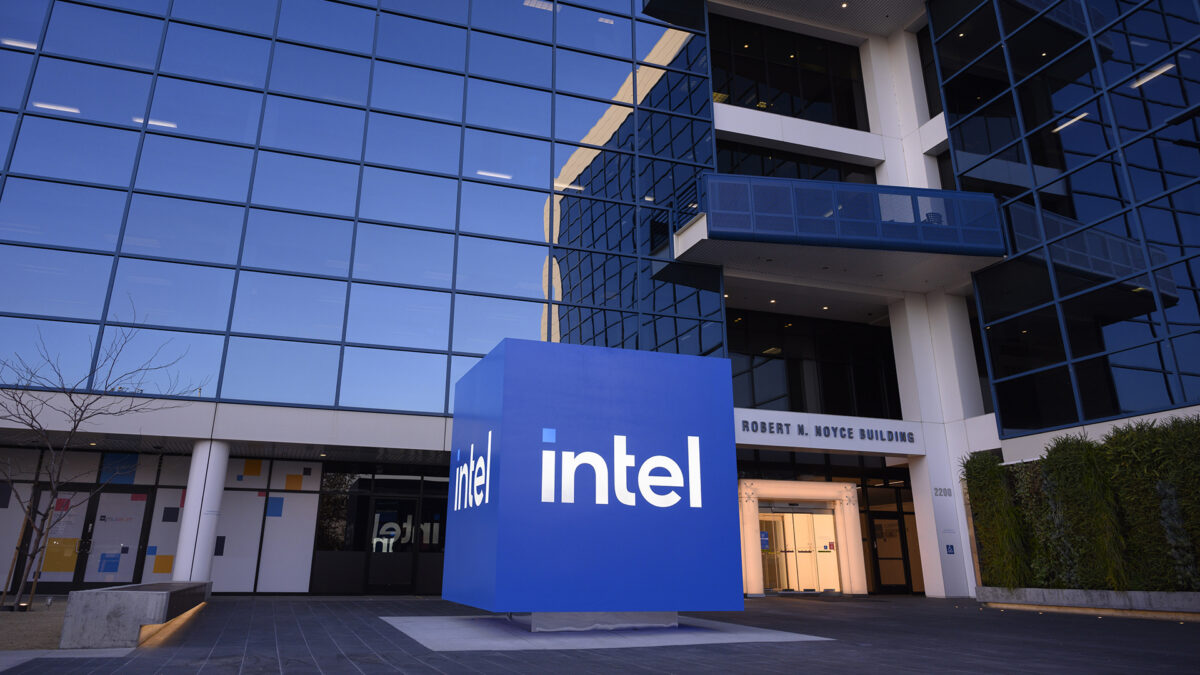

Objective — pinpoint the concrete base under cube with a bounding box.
[512,611,679,632]
[59,581,211,648]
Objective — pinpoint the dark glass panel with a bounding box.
[138,134,255,202]
[469,32,551,88]
[377,13,467,71]
[1005,2,1088,82]
[12,117,139,186]
[942,48,1008,124]
[108,258,234,330]
[950,94,1022,171]
[232,271,345,340]
[1140,184,1200,263]
[242,209,351,276]
[359,167,458,229]
[221,337,339,405]
[252,151,359,216]
[1061,274,1163,357]
[340,347,447,413]
[975,252,1055,322]
[269,42,370,105]
[277,0,374,53]
[150,77,262,144]
[352,224,453,287]
[1027,99,1112,173]
[261,95,365,160]
[1048,213,1144,295]
[465,79,551,136]
[995,366,1079,432]
[366,113,460,175]
[0,245,110,319]
[0,178,126,251]
[986,306,1067,377]
[44,2,161,69]
[123,194,244,264]
[936,6,1000,79]
[161,23,270,87]
[1161,257,1200,336]
[451,294,545,353]
[346,284,450,350]
[28,58,151,127]
[1037,153,1127,227]
[928,0,989,36]
[1076,342,1176,419]
[371,62,464,122]
[1017,43,1100,132]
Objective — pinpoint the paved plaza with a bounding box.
[2,594,1195,674]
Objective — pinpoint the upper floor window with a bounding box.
[709,13,869,131]
[717,140,876,184]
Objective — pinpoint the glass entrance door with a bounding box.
[758,510,841,593]
[365,496,418,593]
[869,513,910,593]
[82,491,150,584]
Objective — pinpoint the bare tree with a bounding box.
[0,322,199,610]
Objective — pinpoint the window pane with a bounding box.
[995,366,1079,433]
[137,135,254,202]
[28,58,151,127]
[358,167,458,228]
[242,209,351,276]
[221,337,339,406]
[108,258,234,330]
[471,0,551,41]
[455,237,548,299]
[365,113,460,174]
[558,142,635,201]
[0,245,110,319]
[99,327,224,397]
[0,178,126,251]
[252,151,359,216]
[556,48,633,100]
[636,23,706,73]
[447,354,481,413]
[465,79,550,136]
[161,23,271,88]
[0,0,50,49]
[381,0,467,23]
[469,32,552,87]
[11,117,138,186]
[1062,276,1163,358]
[378,14,466,71]
[0,317,97,388]
[269,42,369,105]
[371,62,464,122]
[347,284,450,349]
[149,77,262,144]
[44,2,161,69]
[89,0,168,14]
[171,0,279,35]
[555,196,636,253]
[278,0,374,53]
[459,182,549,241]
[452,294,544,353]
[339,347,447,412]
[463,129,550,189]
[557,4,632,59]
[555,94,634,149]
[352,224,453,287]
[986,307,1067,377]
[232,271,345,340]
[553,249,637,308]
[1077,343,1175,419]
[0,50,33,108]
[122,194,244,264]
[261,96,365,160]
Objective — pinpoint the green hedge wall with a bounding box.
[962,415,1200,591]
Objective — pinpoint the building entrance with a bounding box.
[758,508,841,593]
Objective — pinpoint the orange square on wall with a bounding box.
[153,554,174,574]
[284,474,303,491]
[243,459,263,477]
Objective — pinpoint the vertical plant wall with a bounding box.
[962,416,1200,591]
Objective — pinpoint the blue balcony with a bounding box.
[698,174,1006,257]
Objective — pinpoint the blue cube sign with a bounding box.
[443,339,743,612]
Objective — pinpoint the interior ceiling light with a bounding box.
[841,2,848,7]
[769,299,776,303]
[821,305,830,310]
[1051,112,1088,133]
[1130,62,1175,88]
[958,33,965,38]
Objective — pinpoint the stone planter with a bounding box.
[976,586,1200,614]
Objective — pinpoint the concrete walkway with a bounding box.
[3,594,1196,673]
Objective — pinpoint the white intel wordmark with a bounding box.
[452,430,492,511]
[541,435,702,508]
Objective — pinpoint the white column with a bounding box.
[173,440,229,582]
[738,482,764,596]
[889,292,982,597]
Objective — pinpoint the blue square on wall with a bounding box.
[443,339,742,613]
[266,496,284,517]
[147,546,157,556]
[97,553,120,574]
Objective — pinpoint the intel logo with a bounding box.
[540,430,702,508]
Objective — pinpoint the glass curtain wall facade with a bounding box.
[929,0,1200,436]
[0,0,722,416]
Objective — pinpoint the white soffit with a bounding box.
[709,0,927,40]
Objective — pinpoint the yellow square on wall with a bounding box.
[243,459,263,477]
[152,554,174,574]
[285,474,303,491]
[43,538,78,573]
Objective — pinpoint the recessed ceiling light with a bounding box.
[769,299,776,303]
[723,294,729,298]
[821,305,830,311]
[958,33,965,38]
[841,2,848,7]
[88,442,97,446]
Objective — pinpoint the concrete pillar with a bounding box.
[889,292,982,597]
[173,440,229,582]
[739,482,764,596]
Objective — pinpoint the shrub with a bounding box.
[961,451,1029,588]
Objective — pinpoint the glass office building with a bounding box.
[0,0,1195,601]
[928,0,1200,437]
